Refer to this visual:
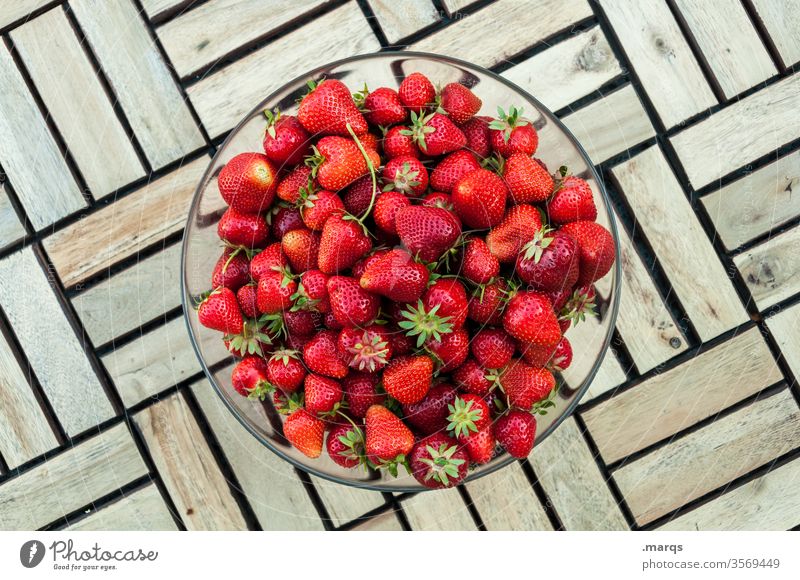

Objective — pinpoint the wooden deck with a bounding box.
[0,0,799,531]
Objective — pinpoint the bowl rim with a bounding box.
[181,49,622,492]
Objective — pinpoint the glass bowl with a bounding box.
[182,51,621,491]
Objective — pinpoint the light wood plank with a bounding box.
[584,328,782,464]
[0,45,85,230]
[0,0,50,28]
[134,392,248,530]
[0,424,147,530]
[563,84,655,164]
[12,9,146,199]
[43,155,208,288]
[751,0,800,68]
[466,462,553,530]
[140,0,188,20]
[702,151,800,251]
[734,223,800,310]
[188,2,380,138]
[71,0,204,169]
[533,417,628,530]
[766,302,800,379]
[368,0,439,43]
[0,247,114,436]
[440,0,476,15]
[73,242,182,346]
[0,183,24,248]
[351,511,404,530]
[659,458,800,531]
[411,0,593,68]
[191,378,324,530]
[671,73,800,188]
[0,330,58,469]
[598,0,716,128]
[311,476,386,526]
[157,0,329,78]
[612,146,747,341]
[103,317,201,408]
[582,349,628,401]
[502,26,622,112]
[402,488,476,530]
[66,484,178,531]
[561,314,626,394]
[614,388,800,525]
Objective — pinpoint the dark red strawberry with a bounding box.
[364,86,408,126]
[485,204,542,262]
[503,291,561,347]
[461,236,499,284]
[326,423,365,469]
[402,383,457,435]
[405,112,466,156]
[249,243,287,281]
[489,106,538,157]
[277,165,313,204]
[373,190,411,236]
[300,189,345,231]
[343,175,375,216]
[231,356,271,398]
[471,328,515,369]
[295,269,330,312]
[382,125,421,159]
[452,168,508,228]
[360,248,429,303]
[284,309,321,338]
[317,214,372,274]
[218,152,278,214]
[218,207,269,249]
[560,221,615,285]
[344,373,384,419]
[440,82,482,124]
[467,278,507,325]
[516,229,579,292]
[284,408,325,458]
[381,155,428,196]
[198,287,244,335]
[304,373,343,416]
[453,359,493,396]
[446,394,491,439]
[270,206,305,239]
[427,327,469,372]
[461,428,495,464]
[281,228,320,272]
[547,175,597,224]
[423,279,468,328]
[327,275,379,327]
[211,250,250,291]
[236,283,259,318]
[503,153,553,203]
[494,410,536,458]
[459,115,492,158]
[395,205,462,263]
[429,150,481,193]
[338,325,393,373]
[500,359,555,411]
[263,110,311,166]
[267,349,306,393]
[298,78,367,136]
[256,270,296,314]
[409,433,469,488]
[312,136,380,191]
[388,329,413,356]
[303,330,349,379]
[383,355,433,404]
[398,72,435,113]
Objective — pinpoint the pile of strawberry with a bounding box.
[196,72,615,489]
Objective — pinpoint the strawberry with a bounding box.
[373,190,411,235]
[547,285,572,313]
[211,250,250,291]
[467,278,507,325]
[277,165,313,204]
[326,423,365,469]
[447,393,492,439]
[388,329,413,356]
[383,355,434,404]
[298,78,367,136]
[395,205,462,263]
[503,291,561,347]
[461,236,499,284]
[327,275,380,327]
[560,221,615,285]
[304,373,344,416]
[312,136,380,191]
[398,72,436,112]
[409,433,469,488]
[560,284,597,328]
[517,341,557,367]
[351,248,389,279]
[360,248,429,303]
[218,152,278,214]
[360,132,381,153]
[429,150,481,193]
[494,410,536,458]
[363,86,408,126]
[365,404,414,474]
[256,270,296,314]
[381,155,428,196]
[502,153,553,203]
[452,168,508,228]
[281,228,320,272]
[459,115,492,158]
[284,309,321,338]
[343,175,375,216]
[500,359,555,410]
[402,383,457,435]
[294,269,330,312]
[516,229,579,292]
[422,191,453,208]
[338,325,393,372]
[546,175,597,224]
[440,82,482,124]
[485,204,542,262]
[344,373,384,418]
[236,283,259,318]
[249,242,287,281]
[218,207,269,249]
[262,110,311,166]
[453,359,493,396]
[303,330,349,379]
[198,287,244,335]
[461,428,495,464]
[470,328,515,369]
[231,356,271,398]
[273,389,303,415]
[265,349,306,393]
[284,408,325,458]
[270,206,305,239]
[427,327,469,372]
[317,214,372,274]
[489,106,538,157]
[404,111,466,156]
[548,336,572,372]
[423,279,468,328]
[300,189,345,231]
[382,125,421,159]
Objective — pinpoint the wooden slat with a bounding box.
[134,392,248,530]
[43,155,208,288]
[613,388,800,525]
[440,0,475,16]
[0,424,147,530]
[0,247,114,436]
[310,476,386,526]
[671,73,800,188]
[532,417,628,530]
[750,0,800,68]
[612,146,747,341]
[66,484,177,531]
[0,0,50,28]
[157,0,329,78]
[561,314,626,394]
[598,0,716,128]
[188,2,380,138]
[0,330,58,469]
[367,0,439,44]
[701,151,800,251]
[0,183,24,248]
[0,45,85,230]
[582,350,628,401]
[12,9,146,199]
[73,243,182,346]
[734,224,800,310]
[562,84,655,164]
[673,0,775,98]
[465,462,552,530]
[584,328,782,464]
[411,0,593,68]
[190,378,325,530]
[140,0,191,20]
[502,26,622,112]
[401,488,476,530]
[658,459,800,531]
[766,304,800,379]
[352,511,404,530]
[103,317,201,408]
[71,0,204,170]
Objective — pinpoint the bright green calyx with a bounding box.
[382,161,421,195]
[258,312,286,340]
[290,282,320,312]
[488,105,528,143]
[337,425,367,465]
[274,391,304,415]
[352,83,370,110]
[400,110,436,153]
[225,318,272,357]
[270,349,300,366]
[482,153,505,174]
[222,240,258,260]
[398,300,454,348]
[303,145,324,179]
[419,443,465,486]
[530,384,559,416]
[521,226,555,263]
[560,287,597,326]
[263,107,281,138]
[246,379,275,401]
[348,331,390,373]
[446,397,483,439]
[369,454,410,478]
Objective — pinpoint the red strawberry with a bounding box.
[440,82,482,124]
[231,356,271,398]
[485,204,542,262]
[351,248,389,279]
[360,132,381,153]
[338,325,393,372]
[327,275,379,327]
[303,330,348,379]
[489,106,538,157]
[459,115,492,158]
[383,355,433,404]
[236,283,259,318]
[304,373,344,416]
[516,229,579,292]
[388,329,413,356]
[211,250,250,291]
[295,269,330,312]
[298,78,367,136]
[343,175,375,216]
[277,165,313,204]
[452,168,508,228]
[284,408,325,458]
[270,206,305,239]
[446,393,491,440]
[461,236,499,284]
[461,428,495,464]
[323,310,343,330]
[344,373,384,419]
[198,287,244,335]
[409,433,469,488]
[284,309,321,339]
[548,336,572,372]
[313,136,380,191]
[453,359,493,396]
[381,155,428,196]
[300,189,345,231]
[218,207,269,248]
[402,383,457,435]
[267,349,306,393]
[218,152,278,214]
[503,291,561,347]
[471,328,515,369]
[326,423,365,469]
[500,359,555,410]
[395,205,462,263]
[406,112,466,156]
[373,190,411,236]
[360,248,429,303]
[423,279,468,328]
[547,285,573,313]
[382,125,421,159]
[422,191,453,208]
[262,111,310,166]
[560,221,615,285]
[503,153,553,203]
[317,214,372,274]
[398,72,435,113]
[546,175,597,224]
[249,243,287,281]
[517,341,557,367]
[429,150,481,193]
[365,404,415,473]
[281,228,320,272]
[467,278,507,325]
[427,327,469,372]
[494,410,536,458]
[364,87,408,126]
[256,270,296,314]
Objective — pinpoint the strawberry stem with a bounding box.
[345,123,378,225]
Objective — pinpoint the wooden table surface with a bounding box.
[0,0,799,531]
